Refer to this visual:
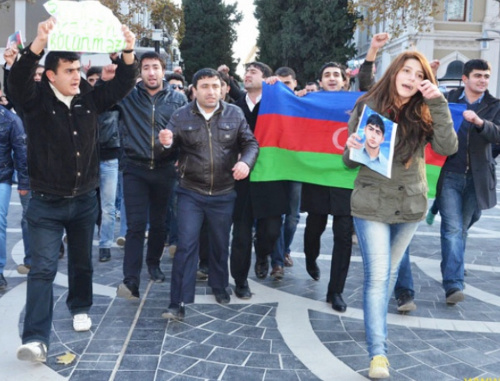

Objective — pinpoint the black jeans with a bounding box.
[304,213,353,294]
[230,198,282,286]
[122,162,175,287]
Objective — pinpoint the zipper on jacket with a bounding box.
[150,103,156,169]
[466,127,470,173]
[206,120,214,195]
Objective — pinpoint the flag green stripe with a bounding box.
[251,147,442,198]
[250,147,358,189]
[425,164,442,199]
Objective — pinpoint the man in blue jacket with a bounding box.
[438,59,500,304]
[0,102,29,290]
[9,17,139,363]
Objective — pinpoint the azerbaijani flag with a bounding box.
[251,82,465,198]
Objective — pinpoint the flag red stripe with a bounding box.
[425,144,447,167]
[255,114,349,155]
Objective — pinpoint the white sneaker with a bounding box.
[73,313,92,332]
[17,342,47,362]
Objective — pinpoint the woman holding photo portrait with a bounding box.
[343,51,458,378]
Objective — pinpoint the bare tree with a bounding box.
[350,0,440,38]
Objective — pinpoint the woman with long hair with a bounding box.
[343,51,458,378]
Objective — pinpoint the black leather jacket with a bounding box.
[118,80,187,168]
[168,101,259,195]
[7,46,139,197]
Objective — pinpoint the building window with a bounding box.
[445,0,467,21]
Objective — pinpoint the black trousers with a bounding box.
[123,163,175,286]
[230,200,282,286]
[304,213,353,294]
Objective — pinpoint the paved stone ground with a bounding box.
[2,173,500,380]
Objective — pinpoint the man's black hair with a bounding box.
[245,61,273,78]
[219,71,231,87]
[366,113,385,135]
[44,51,80,74]
[318,62,347,82]
[275,66,296,79]
[165,72,185,84]
[463,59,491,78]
[139,51,166,70]
[192,68,222,88]
[306,80,319,89]
[86,67,102,79]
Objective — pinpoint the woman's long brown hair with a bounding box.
[355,51,436,166]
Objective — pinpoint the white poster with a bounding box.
[44,0,126,53]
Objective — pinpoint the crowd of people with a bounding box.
[1,18,500,379]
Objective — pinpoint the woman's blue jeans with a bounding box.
[354,217,419,358]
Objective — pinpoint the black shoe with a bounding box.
[234,283,252,299]
[196,266,208,281]
[148,267,165,283]
[331,293,347,313]
[213,288,231,305]
[162,303,185,321]
[446,288,464,305]
[99,248,111,262]
[0,273,7,290]
[58,242,65,259]
[397,292,417,312]
[254,259,269,279]
[306,260,320,281]
[117,282,139,299]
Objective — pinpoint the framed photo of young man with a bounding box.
[349,105,397,178]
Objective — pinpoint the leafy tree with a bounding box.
[100,0,184,47]
[180,0,242,82]
[351,0,439,39]
[254,0,360,85]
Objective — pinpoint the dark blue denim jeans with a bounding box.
[170,187,236,306]
[438,171,480,293]
[22,190,98,347]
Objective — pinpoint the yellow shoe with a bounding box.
[369,355,390,378]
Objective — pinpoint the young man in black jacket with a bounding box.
[10,17,139,363]
[116,52,187,300]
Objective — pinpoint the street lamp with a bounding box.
[476,29,500,97]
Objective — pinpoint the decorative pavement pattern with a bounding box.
[2,170,500,380]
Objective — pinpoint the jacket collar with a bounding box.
[136,79,170,97]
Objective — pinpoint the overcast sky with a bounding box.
[233,1,258,76]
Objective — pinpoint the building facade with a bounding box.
[352,0,500,96]
[0,0,182,72]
